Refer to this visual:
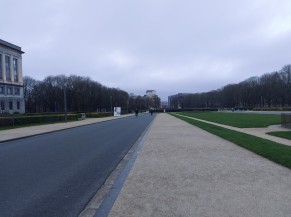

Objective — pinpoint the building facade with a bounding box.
[0,39,25,114]
[146,90,156,98]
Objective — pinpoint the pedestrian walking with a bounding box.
[150,110,153,116]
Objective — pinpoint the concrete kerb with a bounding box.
[79,114,156,217]
[0,114,133,143]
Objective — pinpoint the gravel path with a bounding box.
[109,113,291,217]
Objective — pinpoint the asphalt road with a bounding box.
[0,113,155,217]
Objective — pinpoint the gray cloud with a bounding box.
[2,0,291,100]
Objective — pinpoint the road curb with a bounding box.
[90,115,155,217]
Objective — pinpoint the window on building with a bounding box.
[14,87,20,95]
[0,86,4,94]
[13,58,18,82]
[9,101,13,110]
[0,54,2,80]
[7,87,13,95]
[17,101,20,110]
[0,101,4,111]
[5,56,11,81]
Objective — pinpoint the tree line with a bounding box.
[128,94,161,111]
[24,75,161,113]
[170,65,291,109]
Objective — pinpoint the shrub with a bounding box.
[253,107,291,111]
[85,112,112,118]
[0,112,113,129]
[0,114,79,128]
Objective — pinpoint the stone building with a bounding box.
[0,39,25,113]
[146,90,156,98]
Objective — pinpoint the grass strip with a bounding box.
[172,113,291,170]
[179,112,281,128]
[267,131,291,141]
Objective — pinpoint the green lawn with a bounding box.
[267,131,291,141]
[172,113,291,170]
[179,112,281,128]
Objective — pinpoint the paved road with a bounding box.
[0,114,154,217]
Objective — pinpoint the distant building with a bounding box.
[129,93,137,98]
[146,90,156,98]
[161,101,168,109]
[0,39,25,113]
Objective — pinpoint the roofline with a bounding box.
[0,39,25,54]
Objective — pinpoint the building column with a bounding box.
[18,58,23,84]
[1,53,5,81]
[4,101,8,113]
[10,55,14,82]
[21,98,25,113]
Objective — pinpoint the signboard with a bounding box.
[114,107,121,116]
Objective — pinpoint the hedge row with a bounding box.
[0,112,112,128]
[85,112,111,118]
[253,107,291,111]
[0,114,78,128]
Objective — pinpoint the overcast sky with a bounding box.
[1,0,291,100]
